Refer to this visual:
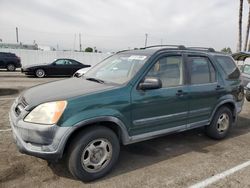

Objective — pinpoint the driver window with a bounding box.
[64,60,72,65]
[146,56,183,87]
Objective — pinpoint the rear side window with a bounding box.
[188,56,216,84]
[215,56,240,78]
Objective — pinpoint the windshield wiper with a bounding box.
[85,77,105,84]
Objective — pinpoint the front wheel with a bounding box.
[205,106,233,140]
[35,69,45,78]
[67,126,120,182]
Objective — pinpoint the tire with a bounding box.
[35,69,45,78]
[6,64,16,71]
[67,126,120,182]
[205,106,233,140]
[246,91,250,102]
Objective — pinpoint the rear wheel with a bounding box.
[67,126,120,182]
[205,106,233,140]
[7,64,16,71]
[35,69,45,78]
[246,91,250,101]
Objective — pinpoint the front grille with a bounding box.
[14,96,28,116]
[20,97,28,108]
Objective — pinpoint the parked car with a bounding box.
[232,52,250,101]
[0,52,21,71]
[240,64,250,87]
[21,58,91,77]
[10,45,244,181]
[73,67,91,77]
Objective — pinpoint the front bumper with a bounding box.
[21,69,33,75]
[9,99,71,161]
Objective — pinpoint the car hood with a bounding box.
[23,64,48,69]
[22,78,116,109]
[76,67,91,74]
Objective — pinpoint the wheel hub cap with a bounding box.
[217,113,229,133]
[81,139,112,173]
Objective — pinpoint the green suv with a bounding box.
[9,45,244,181]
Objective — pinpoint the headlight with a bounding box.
[24,101,67,125]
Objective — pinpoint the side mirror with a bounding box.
[52,62,56,66]
[139,77,162,90]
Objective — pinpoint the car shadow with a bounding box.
[48,115,250,182]
[0,69,21,72]
[26,75,72,78]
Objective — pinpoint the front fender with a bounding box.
[59,108,131,144]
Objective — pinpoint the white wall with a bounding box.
[0,49,111,66]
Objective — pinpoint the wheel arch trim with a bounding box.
[59,116,131,157]
[210,99,237,122]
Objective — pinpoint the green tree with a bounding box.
[85,47,93,52]
[221,47,232,54]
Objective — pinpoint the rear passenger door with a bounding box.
[185,54,220,127]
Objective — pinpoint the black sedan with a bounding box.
[21,59,91,78]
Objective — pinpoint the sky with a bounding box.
[0,0,249,52]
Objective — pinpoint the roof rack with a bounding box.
[140,45,216,52]
[140,45,186,50]
[186,47,216,52]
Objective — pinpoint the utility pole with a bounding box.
[73,34,76,51]
[79,33,82,52]
[16,27,19,43]
[144,33,148,47]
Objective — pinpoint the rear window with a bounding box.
[0,52,15,57]
[215,55,240,79]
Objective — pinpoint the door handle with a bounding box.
[176,90,187,97]
[215,85,224,90]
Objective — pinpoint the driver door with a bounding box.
[130,54,189,136]
[52,59,68,75]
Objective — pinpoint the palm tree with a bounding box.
[244,0,250,51]
[237,0,244,52]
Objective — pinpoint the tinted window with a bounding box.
[189,56,216,84]
[146,56,183,87]
[64,60,73,65]
[215,56,237,75]
[54,59,66,65]
[71,60,80,65]
[0,53,14,57]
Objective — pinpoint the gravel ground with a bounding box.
[1,71,250,188]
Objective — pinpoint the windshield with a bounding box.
[243,65,250,75]
[84,54,148,84]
